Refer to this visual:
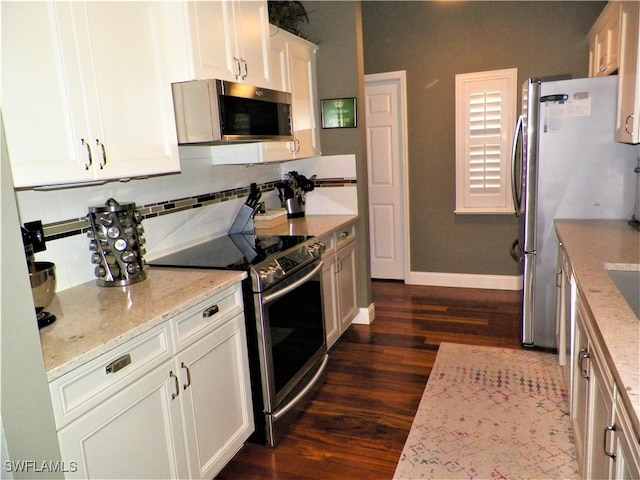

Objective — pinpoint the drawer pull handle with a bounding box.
[170,371,180,400]
[340,231,349,239]
[578,347,590,379]
[81,138,93,170]
[202,304,219,318]
[181,362,192,390]
[105,354,131,374]
[604,425,616,459]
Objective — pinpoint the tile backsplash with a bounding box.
[16,154,357,291]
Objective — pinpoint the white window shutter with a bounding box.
[455,68,517,214]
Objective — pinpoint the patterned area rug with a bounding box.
[394,343,578,479]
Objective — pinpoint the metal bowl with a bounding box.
[29,261,56,310]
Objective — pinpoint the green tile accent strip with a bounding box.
[41,177,356,242]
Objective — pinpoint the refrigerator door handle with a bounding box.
[511,115,523,216]
[510,238,523,263]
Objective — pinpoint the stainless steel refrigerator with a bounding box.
[510,74,638,349]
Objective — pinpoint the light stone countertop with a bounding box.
[555,220,640,442]
[254,214,358,237]
[40,215,358,382]
[40,268,246,381]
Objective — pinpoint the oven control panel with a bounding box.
[255,242,325,290]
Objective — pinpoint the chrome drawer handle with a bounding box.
[81,138,93,170]
[604,425,616,459]
[181,362,192,390]
[105,354,131,374]
[170,371,180,400]
[579,347,590,379]
[202,304,219,318]
[624,114,634,135]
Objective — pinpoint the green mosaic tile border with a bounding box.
[42,178,356,242]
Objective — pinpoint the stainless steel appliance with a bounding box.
[171,79,293,144]
[149,233,328,446]
[510,75,638,349]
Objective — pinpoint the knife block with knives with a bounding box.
[229,183,262,233]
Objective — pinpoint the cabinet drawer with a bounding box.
[170,284,244,351]
[49,323,172,429]
[335,224,356,250]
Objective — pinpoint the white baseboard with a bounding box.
[351,303,375,325]
[409,271,523,291]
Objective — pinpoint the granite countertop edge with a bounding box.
[41,269,247,382]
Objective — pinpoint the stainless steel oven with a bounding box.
[252,257,328,446]
[148,233,328,446]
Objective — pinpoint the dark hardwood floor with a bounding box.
[217,280,523,480]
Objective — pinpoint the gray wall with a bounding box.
[360,1,606,276]
[302,1,372,305]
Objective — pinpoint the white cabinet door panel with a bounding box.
[233,1,271,88]
[179,313,253,479]
[75,2,179,179]
[2,2,94,187]
[58,360,187,479]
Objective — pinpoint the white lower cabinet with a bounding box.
[571,301,589,468]
[57,358,188,479]
[50,284,253,479]
[586,344,615,480]
[177,313,253,479]
[321,224,358,348]
[613,397,640,479]
[569,286,640,479]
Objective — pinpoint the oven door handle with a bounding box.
[261,260,324,304]
[272,354,329,421]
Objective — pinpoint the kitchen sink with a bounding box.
[606,264,640,319]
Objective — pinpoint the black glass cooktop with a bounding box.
[148,234,312,271]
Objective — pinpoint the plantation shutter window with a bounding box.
[455,68,517,214]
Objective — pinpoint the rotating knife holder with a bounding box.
[87,198,146,287]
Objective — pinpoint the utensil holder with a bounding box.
[87,198,146,287]
[284,197,305,218]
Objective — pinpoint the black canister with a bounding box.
[87,198,146,286]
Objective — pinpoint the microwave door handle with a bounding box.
[511,115,523,216]
[261,261,324,304]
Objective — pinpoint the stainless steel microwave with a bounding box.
[171,79,293,144]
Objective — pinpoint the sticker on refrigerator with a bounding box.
[542,92,592,132]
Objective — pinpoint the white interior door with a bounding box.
[365,71,409,281]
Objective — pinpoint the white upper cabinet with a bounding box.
[587,2,621,77]
[262,28,321,162]
[179,1,272,89]
[615,0,640,144]
[196,27,321,165]
[2,2,180,189]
